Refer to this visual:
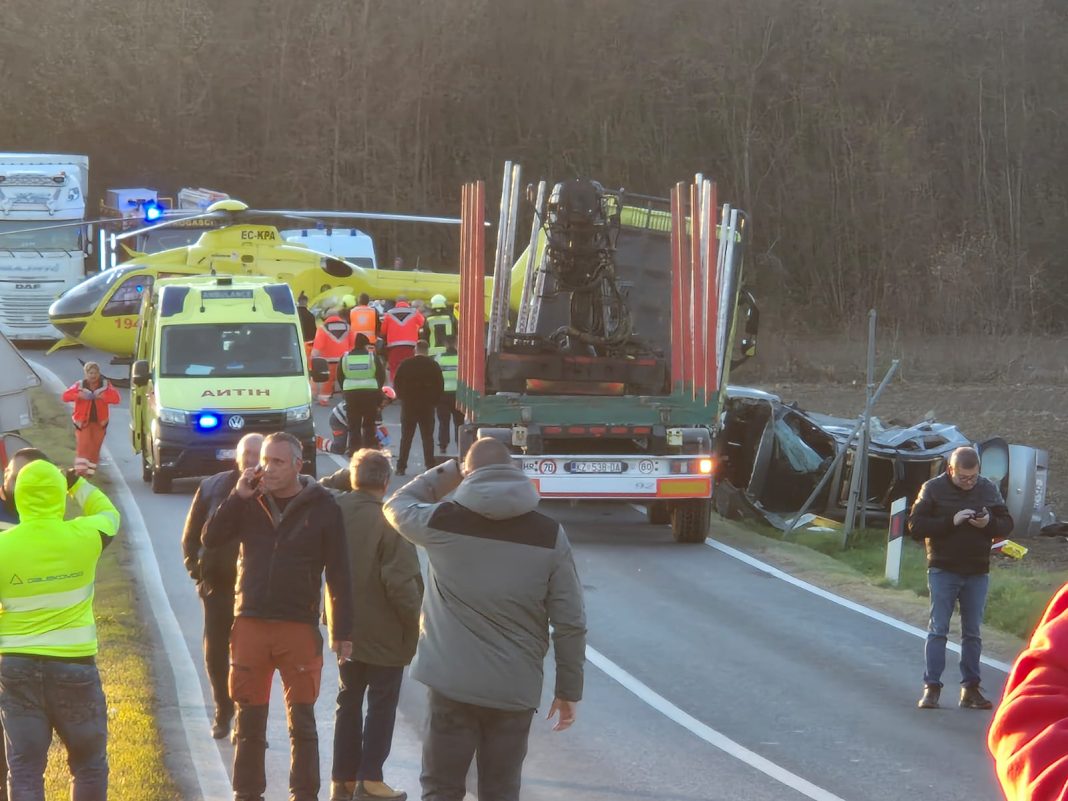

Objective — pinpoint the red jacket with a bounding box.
[62,379,121,427]
[380,302,425,348]
[989,583,1068,800]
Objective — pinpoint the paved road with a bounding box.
[31,346,1007,801]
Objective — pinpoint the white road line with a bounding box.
[31,359,232,801]
[704,539,1013,673]
[587,646,849,801]
[626,503,1013,672]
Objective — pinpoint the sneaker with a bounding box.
[211,707,234,739]
[960,684,993,709]
[917,684,940,709]
[355,781,407,801]
[330,780,357,801]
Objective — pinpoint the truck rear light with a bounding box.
[698,458,714,474]
[670,461,688,474]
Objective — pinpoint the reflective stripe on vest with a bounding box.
[341,353,378,391]
[384,308,422,347]
[1,584,94,613]
[437,354,458,393]
[0,624,97,651]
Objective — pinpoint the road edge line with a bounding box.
[586,645,849,801]
[30,358,232,801]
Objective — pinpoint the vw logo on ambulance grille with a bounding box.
[227,415,245,430]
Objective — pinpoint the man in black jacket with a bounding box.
[204,432,353,801]
[181,432,263,740]
[392,339,443,476]
[908,446,1014,711]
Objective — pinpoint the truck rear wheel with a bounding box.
[151,467,172,494]
[646,501,670,525]
[671,499,711,543]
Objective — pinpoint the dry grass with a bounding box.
[17,389,181,801]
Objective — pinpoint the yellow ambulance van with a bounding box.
[130,275,328,492]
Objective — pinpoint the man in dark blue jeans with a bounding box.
[328,449,423,801]
[0,459,120,801]
[908,446,1013,710]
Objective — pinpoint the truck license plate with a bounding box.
[216,449,236,461]
[567,461,625,474]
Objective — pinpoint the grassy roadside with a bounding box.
[722,515,1062,650]
[17,388,181,801]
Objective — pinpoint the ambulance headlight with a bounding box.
[286,404,311,423]
[159,407,189,425]
[196,412,221,432]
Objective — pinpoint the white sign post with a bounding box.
[885,496,907,585]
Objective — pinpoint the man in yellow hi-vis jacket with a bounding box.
[0,459,120,801]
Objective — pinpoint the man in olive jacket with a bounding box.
[384,437,586,801]
[328,449,422,801]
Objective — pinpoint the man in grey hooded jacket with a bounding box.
[383,437,586,801]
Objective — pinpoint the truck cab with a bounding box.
[0,153,90,340]
[130,274,328,492]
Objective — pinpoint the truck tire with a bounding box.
[646,501,670,525]
[151,467,172,494]
[141,453,152,484]
[671,499,711,543]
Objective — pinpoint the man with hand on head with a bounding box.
[0,457,120,801]
[204,432,353,801]
[181,433,264,741]
[384,437,586,801]
[909,445,1013,710]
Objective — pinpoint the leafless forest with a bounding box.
[3,0,1066,335]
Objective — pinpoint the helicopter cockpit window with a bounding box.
[53,264,141,310]
[103,275,155,317]
[160,323,303,378]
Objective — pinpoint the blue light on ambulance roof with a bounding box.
[197,412,221,432]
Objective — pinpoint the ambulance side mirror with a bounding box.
[310,357,330,384]
[131,360,150,387]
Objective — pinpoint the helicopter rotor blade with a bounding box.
[0,210,206,239]
[109,210,226,243]
[257,210,467,226]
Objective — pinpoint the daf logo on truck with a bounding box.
[15,283,41,290]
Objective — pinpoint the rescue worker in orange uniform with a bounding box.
[311,308,353,406]
[349,293,379,348]
[379,296,425,385]
[61,362,121,464]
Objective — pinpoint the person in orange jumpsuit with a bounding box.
[379,296,425,384]
[310,308,353,405]
[61,362,120,464]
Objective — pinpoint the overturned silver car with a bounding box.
[715,387,1054,537]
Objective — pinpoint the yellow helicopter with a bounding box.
[44,199,505,357]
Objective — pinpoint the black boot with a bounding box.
[233,704,269,801]
[213,704,235,739]
[960,684,993,709]
[288,702,320,801]
[917,684,940,709]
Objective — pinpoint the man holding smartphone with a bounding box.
[908,446,1014,710]
[204,432,352,801]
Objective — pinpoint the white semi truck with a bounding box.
[0,153,90,340]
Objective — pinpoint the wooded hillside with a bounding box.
[3,0,1065,334]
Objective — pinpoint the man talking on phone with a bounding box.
[205,432,352,801]
[908,446,1013,710]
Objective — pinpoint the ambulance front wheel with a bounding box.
[141,453,151,484]
[151,467,172,494]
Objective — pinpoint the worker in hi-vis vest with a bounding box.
[421,294,456,358]
[338,333,386,455]
[348,293,379,349]
[311,308,353,406]
[0,459,120,800]
[435,337,463,455]
[379,296,424,385]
